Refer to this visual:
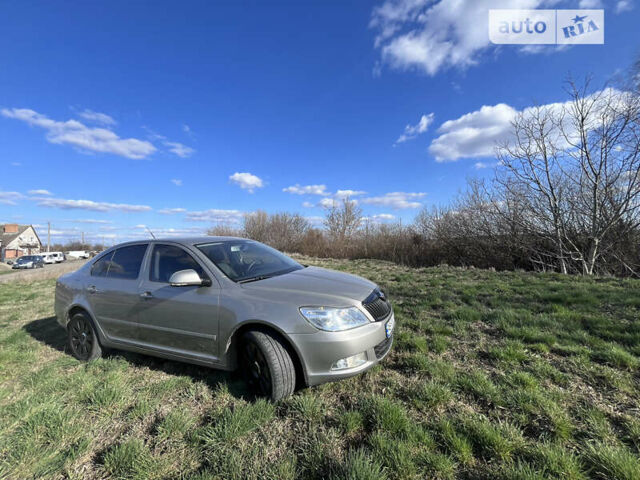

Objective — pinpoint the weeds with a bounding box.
[0,260,638,479]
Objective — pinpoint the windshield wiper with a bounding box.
[237,266,301,284]
[238,274,274,284]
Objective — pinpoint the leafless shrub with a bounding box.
[207,224,244,237]
[242,210,310,252]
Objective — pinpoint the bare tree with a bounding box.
[560,81,640,274]
[267,213,310,251]
[207,224,243,237]
[496,103,571,273]
[243,210,270,243]
[324,198,362,245]
[495,78,640,275]
[243,210,309,251]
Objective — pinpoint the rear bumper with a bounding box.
[289,312,394,387]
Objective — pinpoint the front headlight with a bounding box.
[299,306,371,332]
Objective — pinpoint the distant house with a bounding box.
[0,224,42,260]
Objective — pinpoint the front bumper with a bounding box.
[289,312,394,387]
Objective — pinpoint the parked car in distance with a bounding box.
[12,255,45,269]
[55,237,394,400]
[40,252,57,264]
[50,251,65,263]
[67,250,90,259]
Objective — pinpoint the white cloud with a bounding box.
[363,213,396,223]
[34,197,152,212]
[77,109,116,126]
[0,191,23,205]
[317,196,361,209]
[283,184,329,196]
[28,189,53,196]
[474,161,500,169]
[185,209,245,224]
[163,141,195,158]
[519,44,570,55]
[335,189,367,199]
[11,162,21,167]
[1,108,156,159]
[68,219,113,224]
[395,113,434,143]
[183,124,191,133]
[429,103,518,162]
[371,0,554,76]
[171,179,183,187]
[229,172,264,193]
[361,192,426,209]
[290,186,364,204]
[318,198,338,209]
[616,0,633,12]
[579,0,602,6]
[428,89,621,162]
[145,227,205,237]
[158,207,187,215]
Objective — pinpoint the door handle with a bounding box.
[140,291,154,299]
[87,285,99,294]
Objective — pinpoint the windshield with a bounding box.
[196,240,303,282]
[18,256,34,262]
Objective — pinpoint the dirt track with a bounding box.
[0,259,88,284]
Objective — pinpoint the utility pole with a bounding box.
[81,231,85,246]
[47,221,51,252]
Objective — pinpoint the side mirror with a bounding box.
[169,269,207,287]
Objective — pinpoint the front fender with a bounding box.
[223,318,310,386]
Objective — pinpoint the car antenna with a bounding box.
[146,227,156,239]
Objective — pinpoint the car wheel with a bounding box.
[241,330,296,401]
[67,312,102,361]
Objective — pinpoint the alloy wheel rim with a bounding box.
[70,319,93,358]
[242,342,272,396]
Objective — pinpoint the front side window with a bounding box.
[91,251,114,277]
[196,240,303,282]
[149,244,205,283]
[107,244,148,280]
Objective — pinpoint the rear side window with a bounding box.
[149,244,205,283]
[107,244,148,280]
[91,251,114,277]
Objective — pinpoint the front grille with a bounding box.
[362,289,392,321]
[374,335,393,359]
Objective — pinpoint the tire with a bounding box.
[240,330,296,401]
[67,312,103,361]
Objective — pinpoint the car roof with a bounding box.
[107,236,249,248]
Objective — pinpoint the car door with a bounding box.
[135,243,219,362]
[85,243,148,343]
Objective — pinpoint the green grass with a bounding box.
[0,259,639,479]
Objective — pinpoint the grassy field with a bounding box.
[1,258,639,479]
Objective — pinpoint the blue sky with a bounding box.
[1,0,638,244]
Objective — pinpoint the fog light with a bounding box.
[331,351,367,371]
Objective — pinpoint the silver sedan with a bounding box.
[55,237,394,400]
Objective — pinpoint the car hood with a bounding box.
[240,266,376,303]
